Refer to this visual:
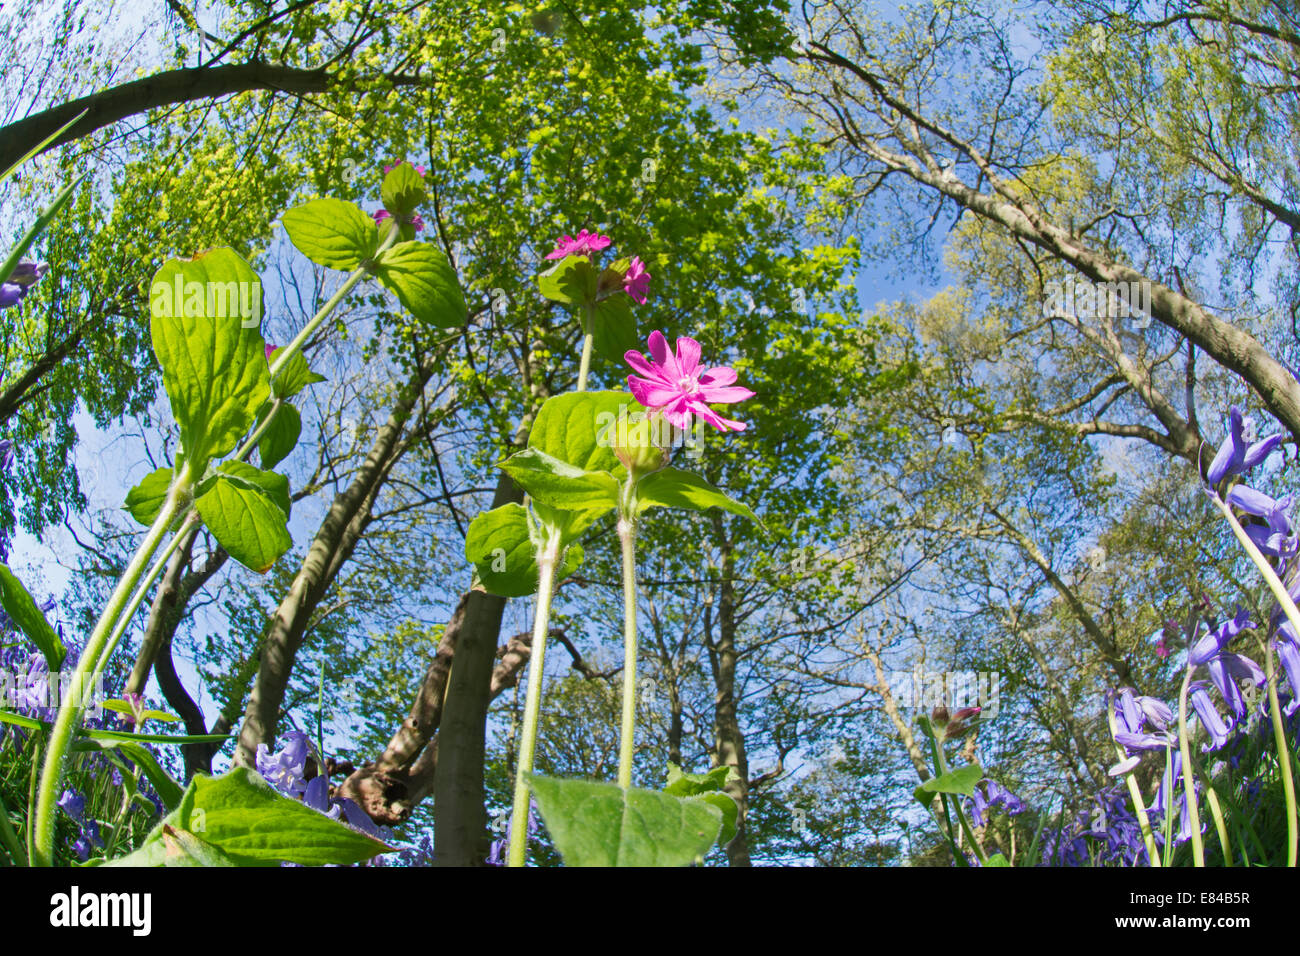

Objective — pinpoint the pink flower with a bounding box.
[265,343,278,360]
[623,255,650,304]
[545,228,612,260]
[384,161,427,176]
[625,330,755,432]
[373,208,423,232]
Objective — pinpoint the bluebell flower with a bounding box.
[1227,485,1298,558]
[1189,682,1233,751]
[1206,652,1264,720]
[255,730,313,797]
[1189,608,1253,666]
[1206,406,1282,484]
[57,789,86,823]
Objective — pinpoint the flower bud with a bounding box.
[613,410,669,475]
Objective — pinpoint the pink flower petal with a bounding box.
[675,336,702,377]
[698,385,756,404]
[698,366,737,387]
[624,350,669,382]
[647,330,681,379]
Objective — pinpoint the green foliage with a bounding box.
[0,565,65,670]
[528,774,722,866]
[372,241,467,329]
[106,767,390,867]
[280,198,378,270]
[147,248,270,474]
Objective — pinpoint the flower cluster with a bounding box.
[967,777,1024,828]
[625,330,754,433]
[255,731,392,845]
[0,260,48,311]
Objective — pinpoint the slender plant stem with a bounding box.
[617,510,638,789]
[234,396,284,462]
[1187,751,1233,865]
[507,539,560,868]
[933,740,987,865]
[109,517,202,690]
[1211,493,1298,865]
[1264,636,1298,866]
[1177,667,1206,866]
[0,790,26,866]
[30,471,190,866]
[576,305,594,392]
[1106,695,1161,866]
[268,229,399,383]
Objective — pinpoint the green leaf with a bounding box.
[257,402,301,470]
[373,241,467,328]
[500,447,621,512]
[281,198,378,270]
[268,347,327,400]
[464,503,585,598]
[985,852,1011,866]
[528,390,633,473]
[0,108,87,183]
[123,466,174,526]
[529,776,723,867]
[918,763,984,798]
[70,737,184,810]
[537,254,598,308]
[664,764,740,846]
[664,763,734,796]
[380,162,428,218]
[195,463,292,573]
[699,791,740,847]
[107,767,390,867]
[0,177,81,287]
[148,248,270,471]
[635,467,759,523]
[0,709,230,745]
[0,566,64,670]
[101,700,181,724]
[590,294,640,362]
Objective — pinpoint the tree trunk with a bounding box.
[706,513,752,867]
[432,471,522,867]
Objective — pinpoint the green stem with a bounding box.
[1211,493,1298,865]
[934,741,987,865]
[507,537,561,868]
[30,468,191,866]
[1264,635,1299,866]
[576,305,594,392]
[1105,694,1162,866]
[0,790,26,866]
[1187,750,1233,866]
[617,511,638,790]
[268,231,398,384]
[234,396,284,462]
[1176,666,1206,866]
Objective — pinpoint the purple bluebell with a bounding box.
[0,284,22,309]
[1112,687,1176,751]
[1206,406,1282,484]
[1228,486,1298,558]
[255,730,312,797]
[1189,681,1233,751]
[57,789,86,823]
[1206,652,1264,720]
[1189,608,1253,666]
